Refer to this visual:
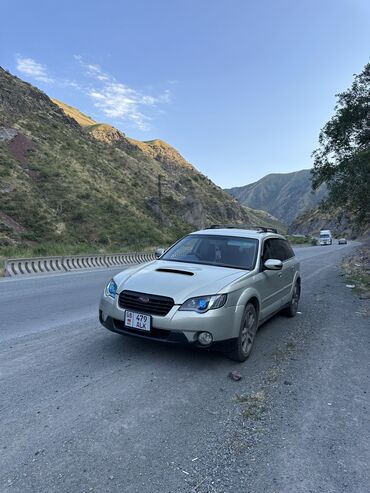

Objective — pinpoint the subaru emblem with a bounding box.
[139,296,150,303]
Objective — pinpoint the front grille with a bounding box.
[118,290,174,316]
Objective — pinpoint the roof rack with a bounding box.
[207,224,278,234]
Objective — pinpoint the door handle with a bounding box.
[278,272,283,277]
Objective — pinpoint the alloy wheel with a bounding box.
[291,284,300,314]
[241,307,256,355]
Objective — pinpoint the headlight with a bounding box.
[105,279,117,299]
[179,294,227,313]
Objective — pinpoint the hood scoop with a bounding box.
[155,268,194,276]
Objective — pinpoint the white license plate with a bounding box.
[124,311,151,332]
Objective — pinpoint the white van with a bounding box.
[319,230,332,245]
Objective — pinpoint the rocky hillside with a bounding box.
[51,98,195,168]
[225,170,327,224]
[50,98,96,126]
[0,68,278,257]
[289,207,369,238]
[242,206,286,233]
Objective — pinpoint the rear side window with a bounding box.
[263,238,295,262]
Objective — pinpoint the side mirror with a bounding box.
[264,258,283,270]
[155,248,165,259]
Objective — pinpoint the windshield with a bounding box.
[320,234,330,238]
[160,234,259,270]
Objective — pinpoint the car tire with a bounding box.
[283,282,300,318]
[227,302,258,362]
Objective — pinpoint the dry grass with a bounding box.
[237,390,267,420]
[342,243,370,298]
[51,98,97,126]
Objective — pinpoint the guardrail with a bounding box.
[4,252,156,277]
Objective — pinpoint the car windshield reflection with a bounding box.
[160,234,258,270]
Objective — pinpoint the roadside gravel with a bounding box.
[181,246,370,493]
[1,244,369,493]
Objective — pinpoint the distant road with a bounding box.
[1,242,369,492]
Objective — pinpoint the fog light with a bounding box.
[198,331,213,346]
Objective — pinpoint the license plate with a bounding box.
[124,311,151,332]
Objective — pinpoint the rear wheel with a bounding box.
[283,282,300,317]
[227,303,258,362]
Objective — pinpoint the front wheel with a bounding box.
[283,282,300,317]
[227,303,258,362]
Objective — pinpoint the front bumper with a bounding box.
[99,313,237,352]
[99,293,244,348]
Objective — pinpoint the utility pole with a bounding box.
[158,174,163,227]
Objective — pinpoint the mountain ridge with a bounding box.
[225,169,327,225]
[51,98,194,169]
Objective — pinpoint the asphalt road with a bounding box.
[0,243,369,492]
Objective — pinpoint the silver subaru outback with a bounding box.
[99,226,301,361]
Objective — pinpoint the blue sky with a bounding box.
[1,0,369,187]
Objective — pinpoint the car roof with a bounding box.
[190,228,285,241]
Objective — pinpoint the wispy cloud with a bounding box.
[14,54,172,131]
[75,56,171,130]
[15,55,54,84]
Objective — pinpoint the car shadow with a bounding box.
[86,326,232,372]
[75,308,297,376]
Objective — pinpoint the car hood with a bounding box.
[114,260,248,304]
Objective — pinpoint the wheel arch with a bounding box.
[247,296,260,316]
[237,288,262,316]
[295,275,301,293]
